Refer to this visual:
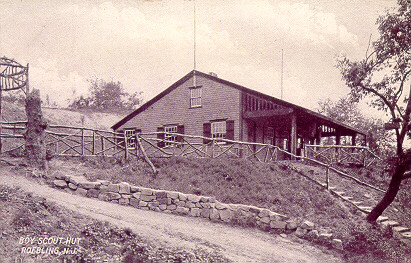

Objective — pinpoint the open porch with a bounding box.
[241,93,366,159]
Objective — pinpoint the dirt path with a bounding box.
[0,167,343,263]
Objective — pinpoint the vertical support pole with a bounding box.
[92,130,95,155]
[211,140,214,158]
[326,166,329,190]
[335,130,341,164]
[351,134,356,153]
[124,130,128,160]
[26,64,30,95]
[135,133,139,157]
[0,87,2,154]
[114,132,117,152]
[315,124,322,145]
[81,128,84,156]
[101,136,105,156]
[290,111,297,160]
[336,133,341,145]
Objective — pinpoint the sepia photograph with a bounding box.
[0,0,410,262]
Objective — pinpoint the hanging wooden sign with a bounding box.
[385,123,400,130]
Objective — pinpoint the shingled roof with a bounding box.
[112,70,365,136]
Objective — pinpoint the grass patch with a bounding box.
[51,157,362,237]
[47,156,411,261]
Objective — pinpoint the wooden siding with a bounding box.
[118,74,241,141]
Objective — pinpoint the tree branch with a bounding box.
[365,34,373,63]
[403,171,411,180]
[397,82,411,154]
[358,82,395,114]
[393,70,411,105]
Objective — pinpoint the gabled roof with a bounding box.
[111,70,365,136]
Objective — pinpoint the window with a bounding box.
[157,125,184,148]
[211,121,226,139]
[190,87,202,107]
[164,125,178,146]
[124,129,137,149]
[203,120,234,144]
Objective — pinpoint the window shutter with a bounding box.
[203,123,211,144]
[226,120,235,143]
[177,125,184,143]
[157,127,165,148]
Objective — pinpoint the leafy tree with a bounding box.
[337,1,411,222]
[317,97,394,155]
[89,79,125,110]
[70,78,143,112]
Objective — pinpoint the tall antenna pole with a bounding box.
[281,49,284,99]
[193,0,197,87]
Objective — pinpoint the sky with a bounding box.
[0,0,398,113]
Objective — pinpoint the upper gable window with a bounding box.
[190,87,202,108]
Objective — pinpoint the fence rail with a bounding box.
[1,122,380,167]
[1,121,384,195]
[304,144,381,168]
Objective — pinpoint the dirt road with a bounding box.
[0,167,343,263]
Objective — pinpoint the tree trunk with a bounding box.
[366,162,405,222]
[24,89,48,170]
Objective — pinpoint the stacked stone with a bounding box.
[51,174,339,249]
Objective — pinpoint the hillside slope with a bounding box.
[0,166,342,263]
[1,101,122,130]
[50,157,363,238]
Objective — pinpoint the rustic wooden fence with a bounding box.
[0,122,131,158]
[1,122,380,167]
[45,125,129,158]
[304,145,381,168]
[1,122,384,194]
[136,132,283,162]
[0,121,26,155]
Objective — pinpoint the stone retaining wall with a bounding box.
[48,172,342,250]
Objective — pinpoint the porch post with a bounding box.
[290,112,297,159]
[336,135,341,145]
[352,134,356,146]
[315,124,322,145]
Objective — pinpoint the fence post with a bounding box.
[81,128,84,156]
[211,140,214,158]
[56,136,58,155]
[264,145,269,162]
[92,130,95,155]
[123,130,128,160]
[326,166,329,190]
[101,136,105,156]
